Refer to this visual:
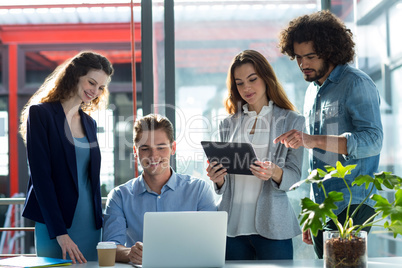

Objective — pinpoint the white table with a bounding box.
[69,257,402,267]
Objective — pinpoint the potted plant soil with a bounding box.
[290,161,402,268]
[323,230,367,267]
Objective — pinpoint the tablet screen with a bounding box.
[201,141,258,175]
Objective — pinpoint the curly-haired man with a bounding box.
[274,10,383,258]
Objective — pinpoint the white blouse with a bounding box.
[227,101,273,237]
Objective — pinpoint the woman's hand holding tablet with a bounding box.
[206,161,227,189]
[201,141,259,175]
[250,161,283,184]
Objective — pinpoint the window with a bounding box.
[0,97,8,178]
[389,2,402,58]
[20,48,136,195]
[356,0,402,257]
[3,0,402,258]
[173,0,318,259]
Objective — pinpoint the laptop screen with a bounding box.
[140,211,227,268]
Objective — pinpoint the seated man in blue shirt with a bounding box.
[274,11,383,258]
[103,114,217,264]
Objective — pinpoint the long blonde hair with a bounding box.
[224,49,296,114]
[19,51,114,142]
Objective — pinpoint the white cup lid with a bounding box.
[96,242,117,249]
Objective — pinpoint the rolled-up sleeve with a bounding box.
[342,77,383,160]
[276,114,305,192]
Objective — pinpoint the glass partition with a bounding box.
[172,0,402,258]
[390,66,402,176]
[0,95,9,251]
[0,49,6,182]
[173,0,318,259]
[3,0,402,258]
[0,96,9,184]
[356,0,402,257]
[21,48,135,195]
[0,50,3,87]
[356,12,387,70]
[389,2,402,58]
[174,1,317,175]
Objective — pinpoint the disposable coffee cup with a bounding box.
[97,241,117,267]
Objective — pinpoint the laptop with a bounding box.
[138,211,228,268]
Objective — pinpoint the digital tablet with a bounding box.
[201,141,258,175]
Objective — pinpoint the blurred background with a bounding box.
[0,0,401,259]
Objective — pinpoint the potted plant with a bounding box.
[290,161,402,267]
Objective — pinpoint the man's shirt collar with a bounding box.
[313,64,347,87]
[136,168,177,195]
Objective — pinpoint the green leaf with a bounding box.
[352,174,376,189]
[317,168,328,177]
[324,191,344,212]
[391,189,402,222]
[299,198,324,236]
[306,169,324,182]
[289,169,323,190]
[373,179,384,191]
[374,172,402,190]
[299,192,344,237]
[372,194,393,218]
[324,165,336,173]
[373,190,402,222]
[334,161,356,179]
[384,220,402,238]
[289,179,307,191]
[295,162,402,239]
[302,169,328,189]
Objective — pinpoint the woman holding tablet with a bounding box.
[206,50,304,260]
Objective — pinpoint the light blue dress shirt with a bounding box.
[102,169,217,246]
[304,64,383,215]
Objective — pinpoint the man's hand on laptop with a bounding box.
[129,242,143,264]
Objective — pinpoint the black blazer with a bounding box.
[22,101,103,239]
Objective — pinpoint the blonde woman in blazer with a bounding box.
[207,50,304,260]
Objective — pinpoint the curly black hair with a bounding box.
[278,10,355,65]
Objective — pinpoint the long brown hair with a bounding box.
[19,51,114,142]
[224,50,296,114]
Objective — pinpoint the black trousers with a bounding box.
[312,204,375,259]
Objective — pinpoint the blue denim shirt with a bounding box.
[304,64,383,216]
[102,169,217,246]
